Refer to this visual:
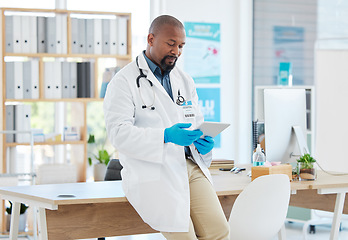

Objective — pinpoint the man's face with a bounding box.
[147,24,186,71]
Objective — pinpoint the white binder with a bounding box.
[78,18,86,54]
[53,61,62,99]
[37,16,47,53]
[23,61,32,99]
[21,16,31,53]
[71,18,79,54]
[44,62,54,98]
[15,104,31,143]
[117,17,128,55]
[102,19,110,54]
[13,15,21,53]
[62,62,70,98]
[5,105,15,143]
[5,16,13,53]
[14,62,23,99]
[70,62,77,98]
[6,62,15,99]
[86,19,94,54]
[109,18,117,55]
[46,17,56,53]
[29,16,37,53]
[61,14,67,54]
[31,60,39,99]
[94,19,102,54]
[55,15,63,54]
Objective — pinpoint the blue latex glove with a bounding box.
[194,136,214,155]
[164,123,203,146]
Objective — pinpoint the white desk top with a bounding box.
[0,181,126,206]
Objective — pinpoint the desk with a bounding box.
[1,170,348,240]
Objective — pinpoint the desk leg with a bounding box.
[330,192,345,240]
[37,207,48,240]
[277,224,286,240]
[9,202,20,240]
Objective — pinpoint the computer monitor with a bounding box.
[264,89,309,163]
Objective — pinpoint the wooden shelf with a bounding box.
[5,140,85,147]
[5,98,104,103]
[4,53,132,60]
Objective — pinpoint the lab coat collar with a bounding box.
[136,52,179,101]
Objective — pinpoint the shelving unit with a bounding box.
[0,7,132,181]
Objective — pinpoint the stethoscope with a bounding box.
[136,56,186,110]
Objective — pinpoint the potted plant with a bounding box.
[6,202,29,232]
[297,153,316,181]
[87,134,114,181]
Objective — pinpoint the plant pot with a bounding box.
[6,212,27,232]
[93,163,107,181]
[298,163,316,181]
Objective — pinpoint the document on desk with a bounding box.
[196,122,230,138]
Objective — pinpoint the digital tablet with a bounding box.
[196,122,230,138]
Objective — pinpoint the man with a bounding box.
[104,15,229,240]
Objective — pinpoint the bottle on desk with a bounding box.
[253,144,265,166]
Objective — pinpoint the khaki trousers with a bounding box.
[161,159,230,240]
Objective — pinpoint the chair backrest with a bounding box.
[104,159,123,181]
[228,174,290,240]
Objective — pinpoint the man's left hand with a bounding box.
[193,136,214,155]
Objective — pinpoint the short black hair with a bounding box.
[149,15,184,35]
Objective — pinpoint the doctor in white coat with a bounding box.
[104,15,229,240]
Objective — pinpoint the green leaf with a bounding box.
[88,157,92,166]
[87,134,95,144]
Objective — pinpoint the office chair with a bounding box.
[98,159,123,240]
[228,174,290,240]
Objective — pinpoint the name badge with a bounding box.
[182,101,195,119]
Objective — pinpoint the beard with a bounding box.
[160,55,178,71]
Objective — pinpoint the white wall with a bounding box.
[151,0,253,163]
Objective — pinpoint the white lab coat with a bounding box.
[103,52,213,232]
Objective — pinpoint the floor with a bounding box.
[6,220,348,239]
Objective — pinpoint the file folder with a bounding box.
[13,15,21,53]
[37,16,47,53]
[46,17,56,53]
[94,19,102,54]
[5,105,15,143]
[62,62,70,98]
[29,16,37,53]
[102,19,110,54]
[117,17,128,55]
[31,60,39,99]
[86,19,94,54]
[21,16,31,53]
[71,18,79,54]
[61,14,68,54]
[109,18,117,55]
[44,62,54,98]
[78,18,86,54]
[15,104,31,143]
[5,16,13,53]
[55,15,63,54]
[53,61,62,99]
[23,62,32,99]
[77,62,86,98]
[14,62,23,99]
[6,62,15,99]
[70,62,77,98]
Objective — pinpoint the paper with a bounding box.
[196,122,230,138]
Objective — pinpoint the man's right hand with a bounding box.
[164,123,203,146]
